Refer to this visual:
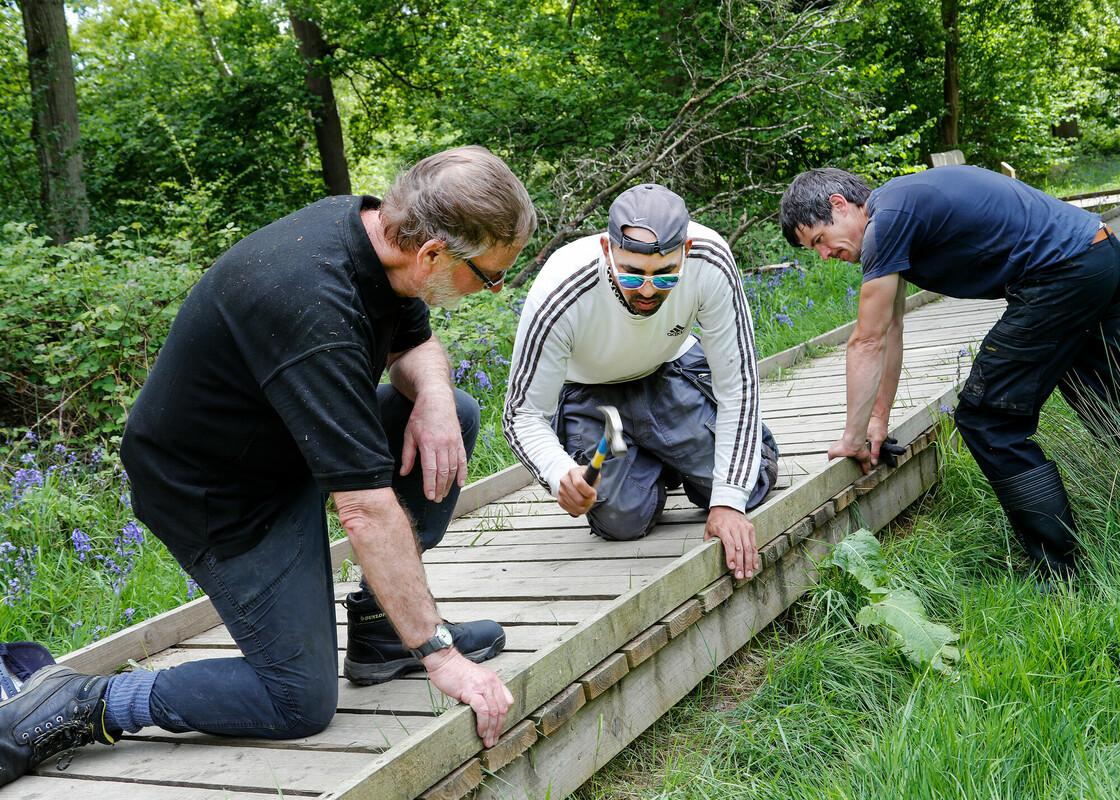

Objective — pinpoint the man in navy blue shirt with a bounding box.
[779,165,1118,580]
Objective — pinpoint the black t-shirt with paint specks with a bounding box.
[121,195,431,558]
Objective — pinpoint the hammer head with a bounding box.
[597,405,627,457]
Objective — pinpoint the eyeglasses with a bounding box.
[615,273,681,290]
[462,256,507,290]
[607,245,684,291]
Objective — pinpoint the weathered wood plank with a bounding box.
[577,652,630,700]
[479,720,538,773]
[418,758,483,800]
[12,777,268,800]
[696,576,734,613]
[531,684,587,737]
[619,624,669,669]
[660,600,702,639]
[33,740,373,795]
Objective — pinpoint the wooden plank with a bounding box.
[33,741,373,795]
[59,596,221,675]
[696,576,733,613]
[479,720,538,773]
[530,684,587,737]
[578,652,630,700]
[453,463,533,518]
[660,600,702,639]
[475,446,940,800]
[929,149,966,167]
[418,758,483,800]
[12,777,267,800]
[181,623,573,653]
[126,710,433,753]
[619,624,669,669]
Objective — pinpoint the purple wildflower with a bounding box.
[1,542,38,606]
[775,313,794,328]
[958,347,968,357]
[124,607,135,622]
[846,286,857,300]
[90,448,104,467]
[453,359,471,383]
[186,578,200,599]
[939,403,955,415]
[121,520,144,547]
[10,468,43,503]
[71,529,92,562]
[475,370,492,391]
[806,298,815,309]
[53,443,67,457]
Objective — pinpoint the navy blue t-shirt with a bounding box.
[121,196,432,558]
[861,166,1100,299]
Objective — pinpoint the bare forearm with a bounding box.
[842,334,887,447]
[389,337,454,403]
[871,324,904,420]
[334,489,441,649]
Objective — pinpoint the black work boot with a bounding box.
[0,665,118,787]
[991,461,1079,581]
[342,592,506,685]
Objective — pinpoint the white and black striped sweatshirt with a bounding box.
[502,222,762,512]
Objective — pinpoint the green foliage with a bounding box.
[0,221,215,437]
[825,529,961,675]
[0,436,194,654]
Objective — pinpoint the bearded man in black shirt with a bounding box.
[0,146,536,786]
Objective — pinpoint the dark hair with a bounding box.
[381,145,537,257]
[779,168,872,247]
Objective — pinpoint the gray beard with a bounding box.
[420,269,463,309]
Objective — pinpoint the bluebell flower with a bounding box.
[806,298,815,309]
[71,529,92,562]
[124,607,135,622]
[775,313,794,328]
[22,430,37,444]
[186,578,200,600]
[475,370,492,391]
[846,286,857,299]
[939,404,955,415]
[122,520,144,546]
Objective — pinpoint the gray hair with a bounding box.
[380,145,537,258]
[779,168,872,247]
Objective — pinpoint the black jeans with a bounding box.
[955,232,1120,483]
[146,386,479,738]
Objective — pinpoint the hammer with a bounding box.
[583,405,627,485]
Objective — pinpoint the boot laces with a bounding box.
[28,711,96,770]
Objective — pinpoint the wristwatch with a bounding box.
[409,623,454,659]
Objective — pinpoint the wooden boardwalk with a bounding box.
[16,292,1004,800]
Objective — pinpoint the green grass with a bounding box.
[1041,154,1120,198]
[574,398,1120,800]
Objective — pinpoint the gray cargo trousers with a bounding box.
[553,340,779,541]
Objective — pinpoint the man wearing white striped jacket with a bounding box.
[503,184,778,581]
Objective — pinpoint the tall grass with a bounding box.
[576,396,1120,800]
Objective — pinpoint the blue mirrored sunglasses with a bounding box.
[615,272,681,290]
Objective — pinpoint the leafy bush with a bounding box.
[0,222,220,438]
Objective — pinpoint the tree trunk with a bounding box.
[940,0,960,148]
[288,10,351,195]
[190,0,233,79]
[20,0,89,243]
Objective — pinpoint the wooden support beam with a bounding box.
[660,600,702,639]
[620,625,669,669]
[578,653,630,700]
[479,721,537,773]
[697,576,733,613]
[531,684,587,736]
[418,759,482,800]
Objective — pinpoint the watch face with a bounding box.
[436,624,454,647]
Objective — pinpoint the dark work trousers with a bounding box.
[955,233,1120,483]
[145,386,479,738]
[554,340,779,541]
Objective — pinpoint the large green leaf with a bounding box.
[856,588,960,676]
[826,529,887,592]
